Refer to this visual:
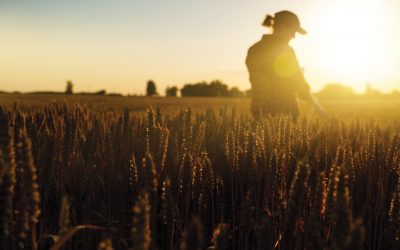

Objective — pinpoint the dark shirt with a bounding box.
[246,34,312,117]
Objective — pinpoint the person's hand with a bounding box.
[315,106,332,120]
[309,95,331,120]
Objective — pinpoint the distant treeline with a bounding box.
[1,82,399,100]
[0,90,122,97]
[159,81,400,99]
[180,80,245,97]
[314,83,400,100]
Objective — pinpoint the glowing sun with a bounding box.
[312,1,394,91]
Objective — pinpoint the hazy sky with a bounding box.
[1,0,399,94]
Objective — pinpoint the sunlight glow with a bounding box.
[0,1,399,94]
[313,1,394,91]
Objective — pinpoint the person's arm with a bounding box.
[285,48,330,118]
[295,78,330,119]
[310,94,330,118]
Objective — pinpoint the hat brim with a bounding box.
[297,27,307,35]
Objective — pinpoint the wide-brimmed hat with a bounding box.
[263,10,307,35]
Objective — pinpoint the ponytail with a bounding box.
[262,15,274,27]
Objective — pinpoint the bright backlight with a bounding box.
[312,1,394,91]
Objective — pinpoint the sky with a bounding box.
[1,0,399,95]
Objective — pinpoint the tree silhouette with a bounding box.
[180,80,229,97]
[315,83,356,100]
[165,86,178,97]
[209,80,228,96]
[65,80,74,95]
[146,80,158,96]
[364,84,382,99]
[227,87,244,97]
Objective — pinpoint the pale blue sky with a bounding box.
[1,0,399,94]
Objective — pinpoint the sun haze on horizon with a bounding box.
[0,0,399,95]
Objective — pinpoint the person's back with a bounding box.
[246,34,304,118]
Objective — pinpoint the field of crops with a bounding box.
[0,95,400,249]
[2,93,400,119]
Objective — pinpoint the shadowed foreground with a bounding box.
[0,104,399,249]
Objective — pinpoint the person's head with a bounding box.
[263,10,306,43]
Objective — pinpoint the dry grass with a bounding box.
[0,96,399,249]
[2,93,400,119]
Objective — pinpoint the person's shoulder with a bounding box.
[248,35,270,52]
[247,43,258,56]
[278,43,295,54]
[287,44,295,51]
[287,46,296,56]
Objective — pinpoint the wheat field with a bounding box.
[0,95,400,249]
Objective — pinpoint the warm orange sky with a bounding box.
[1,0,399,95]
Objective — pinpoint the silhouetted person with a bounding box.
[246,10,327,120]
